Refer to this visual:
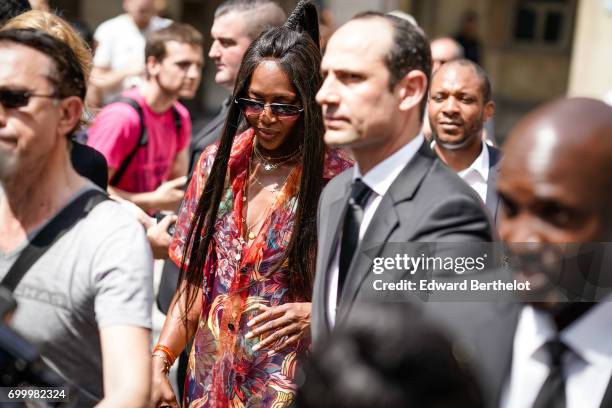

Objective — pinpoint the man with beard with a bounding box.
[428,58,501,222]
[434,98,612,408]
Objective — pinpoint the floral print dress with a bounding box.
[169,128,352,407]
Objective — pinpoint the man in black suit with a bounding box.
[312,12,494,347]
[433,98,612,408]
[428,58,501,222]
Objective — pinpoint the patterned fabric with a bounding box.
[169,128,353,407]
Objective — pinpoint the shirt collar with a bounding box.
[563,298,612,366]
[353,134,424,197]
[517,299,612,367]
[457,142,490,182]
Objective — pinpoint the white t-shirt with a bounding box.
[93,14,171,97]
[0,186,154,406]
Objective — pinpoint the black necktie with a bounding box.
[338,179,373,299]
[533,338,569,408]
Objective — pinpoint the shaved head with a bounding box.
[499,98,612,309]
[499,97,612,243]
[504,97,612,204]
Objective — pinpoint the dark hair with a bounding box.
[214,0,286,40]
[0,0,31,26]
[0,29,86,100]
[145,22,203,62]
[296,304,484,408]
[179,1,323,317]
[352,11,432,119]
[435,58,492,103]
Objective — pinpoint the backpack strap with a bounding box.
[1,189,110,293]
[109,98,183,187]
[110,97,147,186]
[171,105,183,133]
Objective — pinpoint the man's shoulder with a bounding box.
[94,14,131,38]
[89,100,142,137]
[172,100,191,123]
[487,144,503,168]
[424,157,483,198]
[149,16,172,31]
[79,196,146,242]
[321,167,352,199]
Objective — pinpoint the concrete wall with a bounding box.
[568,0,612,100]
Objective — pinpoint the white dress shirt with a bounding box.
[326,134,425,326]
[457,142,490,204]
[501,299,612,408]
[431,141,490,204]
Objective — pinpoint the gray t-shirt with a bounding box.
[0,187,153,406]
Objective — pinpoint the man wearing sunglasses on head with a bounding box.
[0,29,153,407]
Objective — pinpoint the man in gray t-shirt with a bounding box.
[0,187,153,405]
[0,30,153,407]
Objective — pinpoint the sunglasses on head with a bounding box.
[235,98,303,118]
[0,88,58,109]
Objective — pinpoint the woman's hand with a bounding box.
[150,357,179,408]
[246,302,311,355]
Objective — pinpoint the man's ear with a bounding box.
[57,96,83,136]
[483,100,495,122]
[396,70,428,112]
[146,55,160,78]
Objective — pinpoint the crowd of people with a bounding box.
[0,0,610,407]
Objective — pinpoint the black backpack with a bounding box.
[109,97,182,186]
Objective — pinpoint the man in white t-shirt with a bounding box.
[90,0,171,105]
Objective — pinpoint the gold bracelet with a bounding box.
[153,344,177,365]
[152,353,171,375]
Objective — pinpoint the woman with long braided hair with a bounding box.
[151,2,352,407]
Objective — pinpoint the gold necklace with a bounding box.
[253,142,301,172]
[243,158,293,241]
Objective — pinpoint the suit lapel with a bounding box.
[600,377,612,408]
[473,303,520,406]
[485,145,501,222]
[317,176,351,329]
[336,142,434,322]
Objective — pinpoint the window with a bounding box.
[512,0,573,49]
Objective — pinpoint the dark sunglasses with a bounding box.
[235,98,303,118]
[0,88,58,109]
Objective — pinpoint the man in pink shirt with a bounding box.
[88,23,203,212]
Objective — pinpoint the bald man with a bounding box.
[430,37,464,72]
[434,98,612,408]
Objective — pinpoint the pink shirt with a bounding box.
[87,88,191,193]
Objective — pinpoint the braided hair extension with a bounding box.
[284,0,320,50]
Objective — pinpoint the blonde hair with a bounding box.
[2,10,92,80]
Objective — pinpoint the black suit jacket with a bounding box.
[427,300,612,408]
[311,141,495,347]
[188,99,230,175]
[485,144,502,224]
